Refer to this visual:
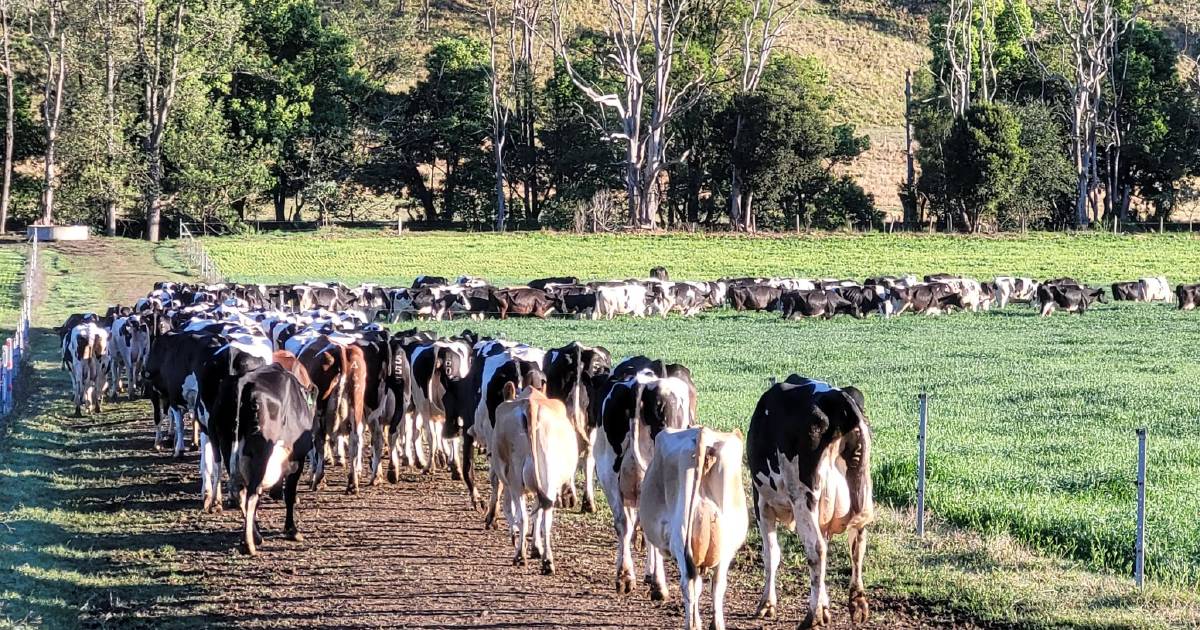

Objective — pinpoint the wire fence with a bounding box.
[0,231,39,416]
[179,223,223,284]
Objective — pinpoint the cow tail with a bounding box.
[572,345,585,435]
[629,382,648,472]
[841,391,874,520]
[527,398,552,510]
[682,429,707,581]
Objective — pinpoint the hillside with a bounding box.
[397,0,932,213]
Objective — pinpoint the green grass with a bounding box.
[0,248,203,629]
[0,246,25,339]
[203,230,1200,286]
[199,229,1200,625]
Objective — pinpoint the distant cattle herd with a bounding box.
[54,268,1195,629]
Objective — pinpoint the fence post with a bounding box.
[1135,427,1147,588]
[917,389,928,536]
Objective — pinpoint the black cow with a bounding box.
[543,342,612,513]
[448,286,495,320]
[780,289,860,320]
[412,275,449,289]
[838,285,891,317]
[144,331,225,456]
[546,284,598,318]
[1037,284,1106,316]
[650,266,669,281]
[1111,281,1145,301]
[528,276,579,291]
[1176,283,1200,310]
[892,283,963,315]
[747,375,874,626]
[729,284,783,312]
[211,363,315,556]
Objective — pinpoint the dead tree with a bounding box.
[485,1,512,231]
[37,0,68,224]
[135,0,183,242]
[728,0,799,231]
[0,0,15,233]
[551,0,716,228]
[938,0,973,117]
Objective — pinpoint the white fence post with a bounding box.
[179,222,221,283]
[917,389,928,536]
[1135,428,1147,588]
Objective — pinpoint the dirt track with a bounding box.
[28,240,994,629]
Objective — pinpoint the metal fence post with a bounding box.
[1135,428,1147,588]
[917,390,929,536]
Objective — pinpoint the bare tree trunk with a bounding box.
[0,0,13,234]
[486,2,510,232]
[39,0,67,225]
[102,0,119,236]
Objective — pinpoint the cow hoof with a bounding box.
[580,497,596,514]
[450,469,462,482]
[513,555,527,567]
[755,601,776,620]
[849,592,870,624]
[541,559,555,576]
[387,469,399,484]
[285,529,305,542]
[649,584,666,602]
[368,475,381,487]
[529,546,541,560]
[239,543,258,557]
[616,572,634,594]
[74,408,82,418]
[345,485,359,495]
[799,605,830,629]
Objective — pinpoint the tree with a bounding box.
[36,0,68,224]
[228,0,364,222]
[0,0,15,232]
[942,102,1028,232]
[1005,103,1075,230]
[135,0,184,242]
[550,0,726,227]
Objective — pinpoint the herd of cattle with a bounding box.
[78,270,1197,324]
[56,276,884,629]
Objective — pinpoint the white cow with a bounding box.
[595,283,649,319]
[640,426,747,630]
[109,315,150,400]
[991,276,1039,309]
[491,383,579,574]
[1139,276,1171,302]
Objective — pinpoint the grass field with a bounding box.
[203,230,1200,590]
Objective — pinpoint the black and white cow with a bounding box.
[1037,284,1107,316]
[65,322,110,416]
[780,290,859,320]
[145,331,225,455]
[110,315,151,399]
[543,342,612,513]
[991,276,1039,308]
[210,363,315,556]
[1176,283,1200,310]
[748,376,874,627]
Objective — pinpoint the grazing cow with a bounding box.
[66,322,110,416]
[546,284,598,319]
[928,276,988,311]
[837,285,892,317]
[891,283,964,315]
[595,361,696,597]
[991,277,1039,308]
[661,282,708,317]
[528,276,579,291]
[412,275,449,289]
[215,364,315,556]
[1176,283,1200,310]
[543,342,612,513]
[1037,284,1107,316]
[650,266,669,281]
[728,285,782,312]
[1111,281,1145,302]
[492,287,556,319]
[447,286,495,320]
[1140,277,1171,303]
[491,381,579,574]
[640,426,748,630]
[780,290,859,320]
[748,376,874,627]
[595,283,650,319]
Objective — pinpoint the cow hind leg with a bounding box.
[512,492,528,566]
[171,409,186,458]
[241,492,261,556]
[646,546,666,601]
[539,506,556,575]
[755,503,781,619]
[199,433,216,513]
[615,506,637,594]
[847,525,870,624]
[368,421,384,485]
[580,434,597,513]
[712,559,731,630]
[387,424,403,483]
[284,469,305,542]
[795,501,831,628]
[346,422,364,494]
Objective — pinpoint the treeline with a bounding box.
[907,0,1200,231]
[0,0,1197,237]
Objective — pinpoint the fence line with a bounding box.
[0,231,39,417]
[179,223,222,284]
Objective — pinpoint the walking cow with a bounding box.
[748,375,874,628]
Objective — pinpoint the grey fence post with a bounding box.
[917,390,928,536]
[1135,428,1147,588]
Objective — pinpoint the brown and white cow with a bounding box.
[639,426,747,630]
[297,336,367,493]
[748,376,874,628]
[491,381,579,574]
